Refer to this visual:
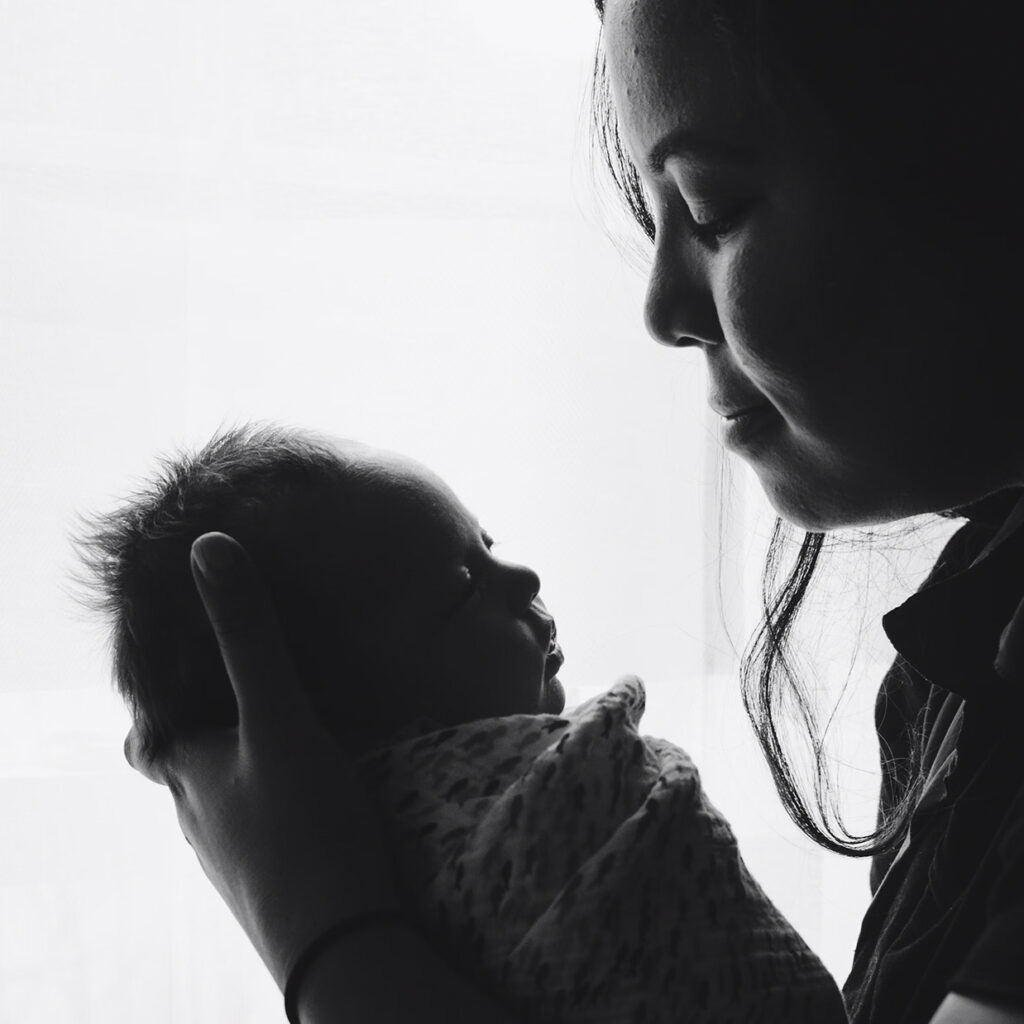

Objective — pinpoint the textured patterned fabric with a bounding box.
[358,678,847,1022]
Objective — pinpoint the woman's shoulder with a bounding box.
[872,516,990,722]
[925,487,1024,583]
[928,510,1013,587]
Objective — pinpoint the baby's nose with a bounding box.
[505,562,540,610]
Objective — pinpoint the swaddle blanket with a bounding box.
[357,677,847,1023]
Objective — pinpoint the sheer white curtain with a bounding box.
[2,3,940,1020]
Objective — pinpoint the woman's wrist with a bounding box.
[251,875,402,993]
[283,908,408,1023]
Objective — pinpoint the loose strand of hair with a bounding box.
[741,521,925,857]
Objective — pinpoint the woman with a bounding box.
[127,1,1024,1021]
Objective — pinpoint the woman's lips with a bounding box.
[723,402,768,419]
[720,403,777,451]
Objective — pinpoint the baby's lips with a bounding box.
[546,617,559,652]
[545,639,564,669]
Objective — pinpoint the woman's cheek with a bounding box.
[730,209,869,399]
[716,241,800,392]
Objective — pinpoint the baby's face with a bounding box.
[333,449,565,729]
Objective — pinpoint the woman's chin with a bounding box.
[757,468,918,532]
[743,423,965,530]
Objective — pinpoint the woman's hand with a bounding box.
[123,532,400,992]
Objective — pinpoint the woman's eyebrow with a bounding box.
[644,126,756,174]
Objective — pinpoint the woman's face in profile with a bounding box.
[602,0,1024,530]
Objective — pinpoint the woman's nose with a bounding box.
[643,233,721,348]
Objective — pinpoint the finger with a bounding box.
[995,594,1024,682]
[190,532,310,745]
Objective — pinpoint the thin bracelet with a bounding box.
[283,908,408,1024]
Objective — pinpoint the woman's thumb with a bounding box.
[994,594,1024,682]
[190,532,306,739]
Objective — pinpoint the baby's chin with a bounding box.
[541,677,566,715]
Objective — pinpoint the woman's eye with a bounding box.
[686,204,746,247]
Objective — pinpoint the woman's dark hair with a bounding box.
[588,0,1022,856]
[740,523,923,856]
[591,1,1024,242]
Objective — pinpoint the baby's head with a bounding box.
[76,424,565,759]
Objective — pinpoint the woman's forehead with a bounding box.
[602,0,771,162]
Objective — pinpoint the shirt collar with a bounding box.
[882,489,1024,700]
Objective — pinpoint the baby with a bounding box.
[78,423,846,1024]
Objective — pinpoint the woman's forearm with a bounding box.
[295,922,524,1024]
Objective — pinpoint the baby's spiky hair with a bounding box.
[74,422,375,758]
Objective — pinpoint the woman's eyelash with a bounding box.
[689,217,732,245]
[686,207,744,247]
[670,190,753,248]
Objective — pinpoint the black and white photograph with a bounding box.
[3,3,1023,1022]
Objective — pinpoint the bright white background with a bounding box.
[0,2,956,1021]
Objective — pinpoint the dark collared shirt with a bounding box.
[844,490,1024,1023]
